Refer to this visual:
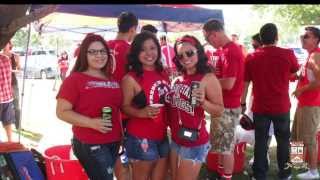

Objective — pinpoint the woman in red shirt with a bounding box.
[58,51,69,81]
[56,34,122,180]
[167,35,224,180]
[121,31,170,180]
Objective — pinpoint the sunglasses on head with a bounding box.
[177,50,197,60]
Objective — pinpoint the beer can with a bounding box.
[102,106,112,128]
[190,81,200,107]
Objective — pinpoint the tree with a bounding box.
[0,5,56,49]
[250,5,320,46]
[12,28,42,50]
[252,5,320,29]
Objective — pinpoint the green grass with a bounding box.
[199,145,310,180]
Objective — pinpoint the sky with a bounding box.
[198,5,253,27]
[198,5,260,40]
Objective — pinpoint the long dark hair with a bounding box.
[126,31,163,77]
[72,33,113,77]
[173,35,212,74]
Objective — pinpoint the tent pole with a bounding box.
[19,22,32,143]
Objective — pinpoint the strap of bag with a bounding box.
[177,108,202,130]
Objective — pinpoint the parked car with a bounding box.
[290,47,308,65]
[19,50,59,79]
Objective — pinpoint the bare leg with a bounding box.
[176,158,202,180]
[115,157,131,180]
[170,150,178,180]
[131,160,155,180]
[4,124,13,142]
[309,143,318,170]
[223,153,234,174]
[152,157,169,180]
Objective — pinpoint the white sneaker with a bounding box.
[249,157,254,166]
[281,175,292,180]
[297,170,320,179]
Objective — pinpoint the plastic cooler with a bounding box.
[44,145,88,180]
[206,142,246,174]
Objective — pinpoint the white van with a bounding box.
[19,50,59,79]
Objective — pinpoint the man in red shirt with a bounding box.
[107,12,138,82]
[203,19,245,180]
[107,11,138,180]
[242,23,299,180]
[291,26,320,179]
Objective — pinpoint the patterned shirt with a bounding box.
[0,54,13,103]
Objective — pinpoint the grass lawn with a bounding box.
[199,145,310,180]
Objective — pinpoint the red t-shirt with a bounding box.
[126,70,170,141]
[167,74,209,147]
[58,58,69,71]
[297,48,320,107]
[245,46,299,114]
[107,40,130,82]
[219,42,245,108]
[57,72,123,144]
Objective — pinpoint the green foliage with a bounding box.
[11,27,73,54]
[252,5,320,28]
[12,27,42,50]
[250,5,320,46]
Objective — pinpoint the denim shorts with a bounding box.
[124,133,170,161]
[170,140,211,163]
[0,101,15,126]
[71,137,120,180]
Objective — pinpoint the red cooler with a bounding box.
[44,145,88,180]
[207,142,246,174]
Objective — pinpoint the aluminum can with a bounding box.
[102,106,112,128]
[190,81,200,107]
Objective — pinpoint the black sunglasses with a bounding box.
[177,50,197,60]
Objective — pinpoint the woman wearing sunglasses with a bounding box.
[166,35,224,180]
[56,34,123,180]
[121,31,171,180]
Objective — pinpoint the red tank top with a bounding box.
[167,74,209,147]
[297,48,320,107]
[127,70,170,140]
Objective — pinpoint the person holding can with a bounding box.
[56,33,122,180]
[166,35,224,180]
[121,31,171,180]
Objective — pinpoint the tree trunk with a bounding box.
[0,5,57,49]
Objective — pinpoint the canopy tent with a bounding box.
[31,4,224,34]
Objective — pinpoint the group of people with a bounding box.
[55,11,320,180]
[241,24,320,180]
[0,41,21,142]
